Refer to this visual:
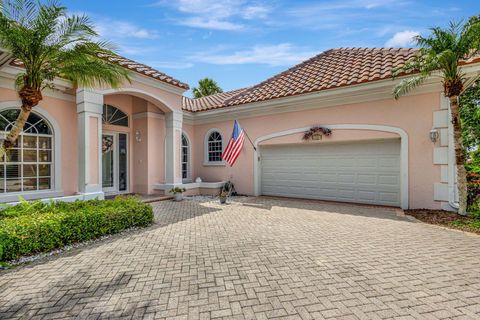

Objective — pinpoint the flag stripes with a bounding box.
[222,120,245,166]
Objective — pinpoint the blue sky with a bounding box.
[65,0,479,95]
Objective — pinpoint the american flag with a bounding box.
[222,120,245,166]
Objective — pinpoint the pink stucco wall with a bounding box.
[0,87,78,196]
[0,75,445,209]
[193,92,441,209]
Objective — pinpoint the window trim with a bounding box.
[203,128,226,166]
[181,132,192,183]
[0,102,62,202]
[102,104,129,128]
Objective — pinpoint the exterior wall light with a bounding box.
[429,129,438,143]
[135,130,142,142]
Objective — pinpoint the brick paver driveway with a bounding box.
[1,197,480,320]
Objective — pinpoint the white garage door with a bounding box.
[260,140,401,206]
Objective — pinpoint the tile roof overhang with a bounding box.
[96,53,189,90]
[182,47,480,113]
[7,52,190,91]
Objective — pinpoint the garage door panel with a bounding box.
[338,174,355,184]
[357,174,376,185]
[378,174,399,186]
[379,191,399,203]
[261,140,401,206]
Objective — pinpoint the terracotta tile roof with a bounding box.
[182,88,249,112]
[9,53,190,90]
[96,53,189,90]
[182,47,421,112]
[224,47,420,107]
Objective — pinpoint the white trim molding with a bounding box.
[253,124,409,209]
[76,88,104,197]
[203,128,226,166]
[165,110,183,185]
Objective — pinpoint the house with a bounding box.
[0,48,479,210]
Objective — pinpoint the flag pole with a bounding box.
[243,129,257,152]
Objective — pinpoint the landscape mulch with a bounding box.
[405,209,480,235]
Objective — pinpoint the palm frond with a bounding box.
[393,75,428,100]
[57,42,130,88]
[0,0,130,90]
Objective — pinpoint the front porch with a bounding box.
[76,88,222,200]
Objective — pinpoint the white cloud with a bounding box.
[153,0,271,30]
[242,5,271,19]
[94,19,159,40]
[385,30,419,47]
[191,43,317,66]
[180,17,243,31]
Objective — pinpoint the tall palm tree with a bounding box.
[0,0,130,157]
[393,19,480,215]
[192,77,223,98]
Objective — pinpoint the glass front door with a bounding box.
[102,133,128,194]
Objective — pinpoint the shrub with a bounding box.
[0,196,153,261]
[467,165,480,212]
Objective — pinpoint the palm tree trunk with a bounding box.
[449,96,468,215]
[0,86,42,158]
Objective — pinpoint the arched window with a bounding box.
[102,104,129,127]
[206,130,223,163]
[181,133,190,181]
[0,109,53,193]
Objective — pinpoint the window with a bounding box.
[181,133,189,180]
[207,130,223,163]
[0,109,53,193]
[102,104,128,127]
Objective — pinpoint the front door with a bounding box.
[102,132,128,194]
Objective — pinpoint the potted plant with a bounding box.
[219,181,234,204]
[170,187,186,201]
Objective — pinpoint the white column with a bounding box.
[165,110,183,185]
[76,88,104,199]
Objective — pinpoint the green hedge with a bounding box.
[0,196,153,261]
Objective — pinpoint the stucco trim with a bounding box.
[253,124,409,209]
[129,72,187,96]
[0,101,63,200]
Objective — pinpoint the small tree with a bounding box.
[0,0,130,157]
[192,77,223,98]
[393,19,480,215]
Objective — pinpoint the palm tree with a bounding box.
[393,19,480,215]
[192,78,223,98]
[0,0,130,157]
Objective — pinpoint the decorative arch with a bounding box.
[253,124,409,209]
[98,88,176,113]
[0,101,63,199]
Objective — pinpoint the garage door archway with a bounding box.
[253,124,409,209]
